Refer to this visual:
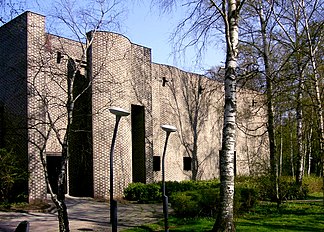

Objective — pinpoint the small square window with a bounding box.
[183,157,192,171]
[153,156,161,171]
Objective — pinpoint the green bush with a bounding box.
[170,188,219,217]
[0,149,27,203]
[123,182,161,203]
[170,191,200,217]
[256,175,309,201]
[123,179,220,203]
[235,176,259,213]
[280,181,308,200]
[165,180,220,196]
[234,185,259,214]
[170,184,258,218]
[303,176,323,193]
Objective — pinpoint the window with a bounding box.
[153,156,161,171]
[183,157,192,171]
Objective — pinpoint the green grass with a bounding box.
[236,201,324,232]
[122,217,214,232]
[307,191,323,199]
[122,201,324,232]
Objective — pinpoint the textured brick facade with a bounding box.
[0,12,268,202]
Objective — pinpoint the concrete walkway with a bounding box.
[0,196,164,232]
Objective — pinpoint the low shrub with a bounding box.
[170,184,258,218]
[123,182,161,203]
[165,180,220,196]
[281,181,308,200]
[256,175,309,201]
[170,188,219,217]
[123,179,220,203]
[0,149,27,203]
[234,185,259,214]
[303,176,323,193]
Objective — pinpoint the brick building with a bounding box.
[0,12,268,202]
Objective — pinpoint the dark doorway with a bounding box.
[68,61,93,197]
[46,154,66,194]
[131,105,146,183]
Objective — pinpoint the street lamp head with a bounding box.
[109,106,130,117]
[161,124,177,133]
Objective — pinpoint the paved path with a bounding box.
[0,196,164,231]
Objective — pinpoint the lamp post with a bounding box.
[161,124,177,232]
[109,106,130,232]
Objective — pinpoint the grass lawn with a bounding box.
[236,201,324,232]
[122,200,324,232]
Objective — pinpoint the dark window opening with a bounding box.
[153,156,161,171]
[57,51,63,64]
[162,77,169,86]
[183,157,192,171]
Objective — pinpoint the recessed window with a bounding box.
[57,51,63,63]
[162,77,169,86]
[183,157,192,171]
[153,156,161,171]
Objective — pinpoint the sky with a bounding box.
[5,0,225,74]
[123,1,225,74]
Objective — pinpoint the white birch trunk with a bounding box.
[301,0,324,202]
[213,0,239,231]
[296,71,304,185]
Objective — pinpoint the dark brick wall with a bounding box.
[0,12,29,200]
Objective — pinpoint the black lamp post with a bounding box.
[161,124,177,232]
[109,106,130,232]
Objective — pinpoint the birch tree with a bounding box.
[211,1,242,230]
[273,0,324,188]
[298,0,324,199]
[238,0,282,203]
[156,0,244,230]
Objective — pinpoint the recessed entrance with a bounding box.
[131,105,146,183]
[46,154,66,194]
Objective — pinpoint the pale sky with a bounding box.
[124,1,225,74]
[6,0,225,74]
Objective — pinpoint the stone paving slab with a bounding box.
[0,196,164,232]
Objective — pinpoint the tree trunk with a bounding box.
[52,58,76,232]
[279,117,283,177]
[300,0,324,204]
[213,65,236,232]
[192,82,200,181]
[53,197,70,232]
[307,127,313,175]
[55,139,70,231]
[258,0,279,204]
[213,1,238,231]
[295,71,304,186]
[290,129,295,177]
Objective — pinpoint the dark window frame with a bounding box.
[183,157,192,171]
[153,156,161,171]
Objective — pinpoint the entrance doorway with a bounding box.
[46,154,66,194]
[131,105,146,183]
